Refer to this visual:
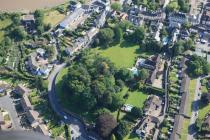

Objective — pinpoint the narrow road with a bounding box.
[48,63,88,140]
[187,78,201,140]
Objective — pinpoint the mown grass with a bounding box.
[94,41,145,68]
[43,10,66,27]
[180,79,196,140]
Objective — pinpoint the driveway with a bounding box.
[0,95,23,130]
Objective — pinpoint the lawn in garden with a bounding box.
[43,10,66,27]
[0,18,12,42]
[95,41,150,68]
[180,79,196,140]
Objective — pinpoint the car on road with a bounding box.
[198,93,201,96]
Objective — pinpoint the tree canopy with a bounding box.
[96,113,117,138]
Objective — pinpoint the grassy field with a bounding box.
[180,79,196,140]
[94,41,149,68]
[43,10,66,27]
[0,18,12,42]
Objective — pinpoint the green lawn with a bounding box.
[199,103,210,120]
[0,18,12,42]
[126,91,148,108]
[0,18,12,29]
[94,41,150,68]
[43,10,66,27]
[180,80,196,140]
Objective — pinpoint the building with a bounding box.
[95,10,107,28]
[70,1,82,11]
[168,12,188,28]
[22,14,35,33]
[14,84,29,95]
[136,116,160,139]
[26,49,51,76]
[201,3,210,27]
[59,8,85,30]
[144,95,162,117]
[20,92,49,136]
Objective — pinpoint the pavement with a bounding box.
[187,78,201,140]
[48,63,89,140]
[0,94,23,130]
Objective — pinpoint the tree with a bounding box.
[65,65,91,95]
[130,107,143,118]
[132,0,141,5]
[183,22,191,30]
[34,10,44,18]
[80,92,97,110]
[115,68,133,82]
[195,118,203,132]
[118,20,132,31]
[166,1,179,13]
[173,40,184,56]
[143,38,163,52]
[111,134,116,140]
[11,27,27,41]
[133,26,145,44]
[111,2,122,11]
[96,113,117,138]
[115,121,130,140]
[98,28,114,47]
[201,93,210,105]
[110,94,125,111]
[138,69,149,81]
[114,26,123,43]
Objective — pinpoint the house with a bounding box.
[188,14,201,25]
[86,27,99,42]
[171,28,180,43]
[204,115,210,128]
[180,29,190,40]
[22,14,35,33]
[59,8,85,30]
[150,21,163,42]
[36,48,46,57]
[201,3,210,27]
[168,12,188,28]
[136,116,160,139]
[144,95,162,117]
[135,55,161,85]
[170,115,184,140]
[14,84,29,95]
[20,92,49,135]
[121,104,133,112]
[69,1,82,11]
[26,51,51,76]
[21,93,33,112]
[95,10,107,28]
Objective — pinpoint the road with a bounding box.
[187,78,201,140]
[48,63,89,140]
[0,94,23,130]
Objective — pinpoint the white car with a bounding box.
[64,115,68,120]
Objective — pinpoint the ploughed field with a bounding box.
[0,0,67,12]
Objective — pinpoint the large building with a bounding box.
[59,8,85,30]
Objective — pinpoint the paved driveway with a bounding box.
[0,95,23,130]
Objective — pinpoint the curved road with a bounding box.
[48,63,88,140]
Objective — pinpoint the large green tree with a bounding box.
[98,28,114,47]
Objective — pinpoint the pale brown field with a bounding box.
[0,0,68,12]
